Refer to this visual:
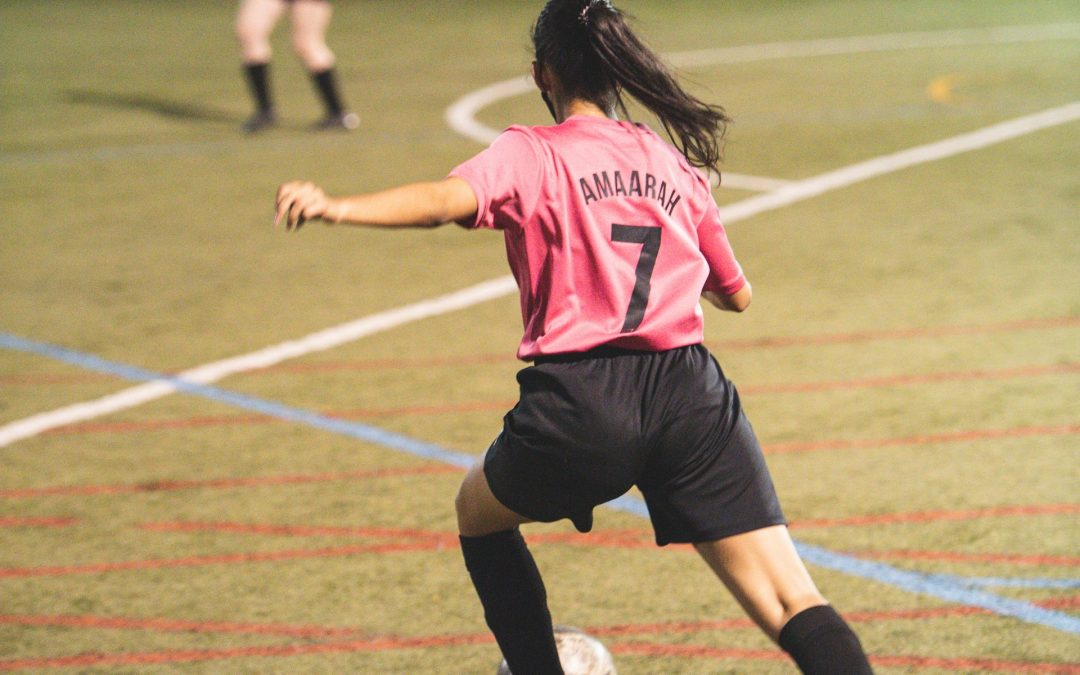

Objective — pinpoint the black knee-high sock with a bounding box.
[778,605,874,674]
[310,67,345,116]
[243,62,273,113]
[460,530,563,675]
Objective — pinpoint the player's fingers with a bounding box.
[275,182,311,226]
[288,198,310,231]
[281,195,303,230]
[274,195,292,228]
[275,184,302,227]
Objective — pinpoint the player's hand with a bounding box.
[275,181,331,231]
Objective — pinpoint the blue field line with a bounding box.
[794,543,1080,633]
[3,332,1078,635]
[919,573,1080,590]
[0,332,476,469]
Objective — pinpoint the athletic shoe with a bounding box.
[242,110,277,133]
[312,111,359,131]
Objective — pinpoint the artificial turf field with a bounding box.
[1,0,1078,672]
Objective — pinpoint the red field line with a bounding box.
[5,597,1076,642]
[0,373,109,386]
[613,641,786,662]
[711,316,1080,351]
[740,363,1080,395]
[0,528,662,579]
[0,614,368,639]
[865,655,1080,674]
[791,503,1080,529]
[614,642,1080,673]
[4,599,1078,672]
[139,503,1076,544]
[0,465,458,500]
[0,516,76,529]
[0,633,493,672]
[31,361,1079,440]
[852,549,1080,567]
[765,424,1080,454]
[140,518,1080,571]
[138,520,658,550]
[266,353,512,373]
[4,497,1065,578]
[0,541,452,579]
[2,623,1076,674]
[43,414,271,435]
[139,521,461,543]
[4,317,1077,388]
[3,641,1076,674]
[42,400,515,436]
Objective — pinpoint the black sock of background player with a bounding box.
[459,530,564,674]
[778,604,874,674]
[243,62,273,114]
[310,67,345,116]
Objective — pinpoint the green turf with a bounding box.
[1,1,1078,672]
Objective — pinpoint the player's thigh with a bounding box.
[236,0,286,42]
[289,0,332,41]
[455,460,533,537]
[289,0,334,68]
[694,525,825,639]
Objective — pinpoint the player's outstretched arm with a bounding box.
[274,177,478,231]
[703,283,752,312]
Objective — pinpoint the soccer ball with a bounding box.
[496,626,616,675]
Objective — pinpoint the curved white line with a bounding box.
[666,23,1080,68]
[446,23,1080,146]
[444,76,535,145]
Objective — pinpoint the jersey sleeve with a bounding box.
[697,200,747,296]
[448,127,544,230]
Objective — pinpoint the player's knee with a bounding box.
[780,592,829,626]
[236,14,260,44]
[291,37,333,70]
[237,26,271,60]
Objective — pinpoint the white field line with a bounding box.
[710,172,792,192]
[445,23,1080,147]
[720,102,1080,221]
[2,24,1078,447]
[443,78,788,193]
[666,23,1080,68]
[0,277,517,447]
[5,102,1076,447]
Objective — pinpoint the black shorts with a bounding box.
[483,344,786,546]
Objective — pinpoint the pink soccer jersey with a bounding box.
[450,115,746,361]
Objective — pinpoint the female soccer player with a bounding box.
[236,0,358,132]
[275,1,874,672]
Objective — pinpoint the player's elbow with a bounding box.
[727,283,752,312]
[705,283,752,312]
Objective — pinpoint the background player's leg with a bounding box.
[236,0,286,132]
[695,525,873,674]
[289,0,357,130]
[456,462,563,674]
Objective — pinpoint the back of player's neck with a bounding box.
[559,99,615,123]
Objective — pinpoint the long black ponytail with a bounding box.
[532,0,731,173]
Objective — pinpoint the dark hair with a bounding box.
[532,0,731,172]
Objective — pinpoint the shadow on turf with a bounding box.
[66,89,239,127]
